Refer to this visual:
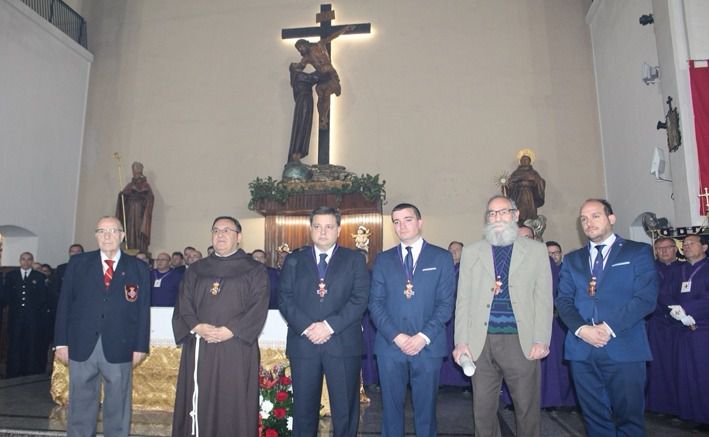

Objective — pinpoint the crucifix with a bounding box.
[282,4,370,165]
[699,187,709,215]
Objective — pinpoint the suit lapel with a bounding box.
[91,252,105,291]
[478,242,496,278]
[509,239,528,276]
[412,242,429,282]
[598,237,625,286]
[324,246,342,285]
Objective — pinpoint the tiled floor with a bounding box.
[0,376,706,436]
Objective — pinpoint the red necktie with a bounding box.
[104,259,114,289]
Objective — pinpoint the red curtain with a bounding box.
[690,60,709,215]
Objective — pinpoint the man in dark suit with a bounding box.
[556,199,657,436]
[4,252,49,377]
[53,244,85,292]
[54,216,150,437]
[369,203,455,436]
[279,206,370,437]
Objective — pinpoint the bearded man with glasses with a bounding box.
[453,195,552,437]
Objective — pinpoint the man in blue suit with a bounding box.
[556,199,657,436]
[279,206,370,437]
[54,216,151,437]
[369,203,455,436]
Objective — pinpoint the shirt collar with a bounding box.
[400,237,424,260]
[590,234,616,252]
[215,249,238,258]
[100,250,121,265]
[314,244,337,261]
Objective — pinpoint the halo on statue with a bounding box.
[516,148,536,164]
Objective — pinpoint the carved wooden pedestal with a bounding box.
[253,193,383,267]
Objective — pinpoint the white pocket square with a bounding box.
[611,261,630,267]
[421,267,437,271]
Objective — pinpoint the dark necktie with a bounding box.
[104,259,114,289]
[23,271,28,281]
[592,244,605,279]
[318,253,328,279]
[405,246,414,277]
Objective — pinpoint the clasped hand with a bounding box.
[578,324,611,348]
[305,322,332,345]
[193,323,234,343]
[394,333,427,356]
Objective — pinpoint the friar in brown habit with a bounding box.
[171,216,269,436]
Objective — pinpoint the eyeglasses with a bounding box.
[486,208,516,218]
[95,228,123,235]
[156,258,171,262]
[211,227,239,235]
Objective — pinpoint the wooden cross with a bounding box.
[282,4,371,165]
[699,187,709,215]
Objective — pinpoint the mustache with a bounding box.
[483,220,519,247]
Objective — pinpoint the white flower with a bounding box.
[261,400,273,414]
[287,417,293,430]
[259,394,263,404]
[260,410,269,420]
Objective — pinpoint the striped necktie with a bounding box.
[104,259,114,289]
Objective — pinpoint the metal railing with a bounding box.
[21,0,87,49]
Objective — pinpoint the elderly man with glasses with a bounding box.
[171,216,270,437]
[54,216,151,437]
[453,195,552,437]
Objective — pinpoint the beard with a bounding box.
[484,220,519,247]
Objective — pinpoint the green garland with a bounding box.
[248,174,386,209]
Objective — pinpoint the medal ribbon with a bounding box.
[313,245,338,280]
[682,258,707,283]
[397,241,425,282]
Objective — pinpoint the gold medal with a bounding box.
[210,281,221,296]
[317,280,328,300]
[587,277,597,297]
[491,275,503,295]
[404,280,415,299]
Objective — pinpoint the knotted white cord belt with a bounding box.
[190,334,201,436]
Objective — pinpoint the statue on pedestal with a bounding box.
[507,151,546,224]
[116,161,154,253]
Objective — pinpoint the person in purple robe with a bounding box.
[150,252,184,307]
[668,234,709,426]
[645,237,683,415]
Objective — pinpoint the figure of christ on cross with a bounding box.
[282,4,371,165]
[294,25,354,131]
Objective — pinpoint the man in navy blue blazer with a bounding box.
[279,207,370,437]
[54,216,151,437]
[556,199,657,436]
[369,203,455,436]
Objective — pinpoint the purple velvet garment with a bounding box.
[674,258,709,424]
[645,260,682,415]
[150,268,183,307]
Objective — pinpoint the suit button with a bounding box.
[486,304,490,308]
[483,322,487,326]
[101,314,104,319]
